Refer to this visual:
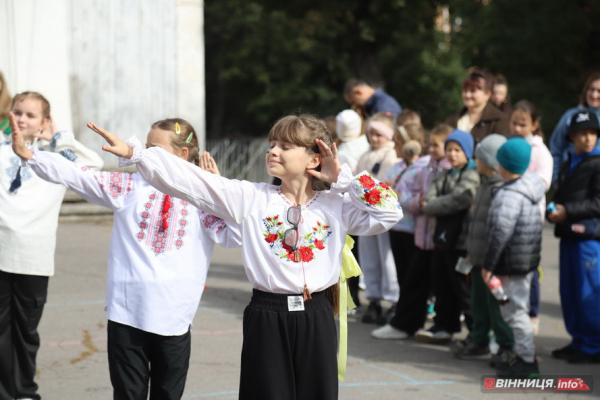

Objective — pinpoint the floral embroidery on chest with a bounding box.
[136,192,190,255]
[354,173,399,210]
[262,204,332,263]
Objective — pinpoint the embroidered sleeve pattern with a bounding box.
[93,170,134,199]
[201,212,227,233]
[353,173,399,210]
[262,214,332,263]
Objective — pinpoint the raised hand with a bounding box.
[87,122,133,158]
[34,114,57,142]
[199,151,220,175]
[8,112,33,161]
[306,139,341,183]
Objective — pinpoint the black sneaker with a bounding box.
[361,301,382,324]
[551,345,578,360]
[455,341,491,360]
[490,348,516,369]
[376,304,396,326]
[567,351,600,364]
[496,356,539,378]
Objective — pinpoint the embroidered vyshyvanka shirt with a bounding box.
[121,138,403,295]
[27,150,241,336]
[0,131,104,276]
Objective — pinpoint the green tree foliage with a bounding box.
[449,0,597,136]
[205,0,464,137]
[205,0,600,138]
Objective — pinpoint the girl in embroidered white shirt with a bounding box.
[87,114,402,400]
[9,116,241,400]
[1,93,104,400]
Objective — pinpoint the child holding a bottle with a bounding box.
[482,137,545,378]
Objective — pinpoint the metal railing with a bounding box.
[206,137,271,183]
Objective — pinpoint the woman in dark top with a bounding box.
[446,68,510,144]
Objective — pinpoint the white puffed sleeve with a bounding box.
[334,164,403,236]
[37,130,104,169]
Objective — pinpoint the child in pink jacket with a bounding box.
[372,124,452,339]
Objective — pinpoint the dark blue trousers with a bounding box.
[559,239,600,355]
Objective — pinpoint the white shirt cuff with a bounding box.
[330,163,353,193]
[118,136,143,168]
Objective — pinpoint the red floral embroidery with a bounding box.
[299,247,314,262]
[359,174,376,190]
[364,189,382,205]
[314,239,325,250]
[380,182,391,190]
[265,233,278,243]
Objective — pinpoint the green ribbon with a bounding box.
[338,235,362,381]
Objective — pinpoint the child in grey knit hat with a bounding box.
[456,134,514,363]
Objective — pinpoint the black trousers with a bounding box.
[239,289,338,400]
[0,270,49,400]
[431,248,472,333]
[389,249,433,334]
[107,320,191,400]
[389,230,417,290]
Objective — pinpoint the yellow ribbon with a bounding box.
[338,235,362,381]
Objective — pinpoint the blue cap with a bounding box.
[496,137,532,175]
[445,129,474,160]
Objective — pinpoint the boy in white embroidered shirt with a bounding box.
[0,92,104,400]
[9,116,241,400]
[88,114,403,400]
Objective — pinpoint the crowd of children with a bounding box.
[2,65,600,400]
[342,69,600,380]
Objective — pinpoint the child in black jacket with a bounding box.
[548,110,600,364]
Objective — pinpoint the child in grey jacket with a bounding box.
[483,137,545,378]
[456,134,515,362]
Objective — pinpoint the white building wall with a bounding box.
[0,0,73,132]
[0,0,205,167]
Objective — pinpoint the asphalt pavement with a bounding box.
[34,220,598,399]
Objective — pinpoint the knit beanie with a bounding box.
[475,134,507,171]
[336,110,362,142]
[496,137,532,174]
[445,129,474,160]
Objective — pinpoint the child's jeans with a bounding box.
[498,273,535,363]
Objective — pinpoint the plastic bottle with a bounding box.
[488,275,509,305]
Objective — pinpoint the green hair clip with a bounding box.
[175,122,194,143]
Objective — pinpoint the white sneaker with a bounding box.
[371,324,409,340]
